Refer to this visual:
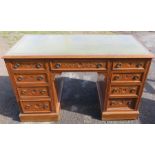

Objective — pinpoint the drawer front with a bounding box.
[110,86,139,96]
[107,98,136,110]
[51,60,107,70]
[111,73,143,82]
[112,60,146,70]
[11,61,46,71]
[14,73,48,84]
[21,100,51,113]
[17,87,49,98]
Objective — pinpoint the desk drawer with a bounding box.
[20,100,51,113]
[112,60,146,70]
[14,73,48,84]
[50,60,107,70]
[107,98,136,110]
[17,86,50,98]
[110,85,139,96]
[11,60,46,71]
[111,73,143,82]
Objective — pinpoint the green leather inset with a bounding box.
[6,34,150,56]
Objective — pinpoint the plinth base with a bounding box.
[102,111,139,121]
[19,112,60,122]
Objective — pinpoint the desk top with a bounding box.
[3,34,154,59]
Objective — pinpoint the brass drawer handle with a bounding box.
[96,64,102,68]
[13,63,20,69]
[37,75,44,81]
[136,63,143,68]
[55,63,61,68]
[40,89,46,94]
[17,76,23,81]
[133,76,139,80]
[36,63,42,68]
[114,76,120,80]
[115,63,122,68]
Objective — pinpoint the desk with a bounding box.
[3,35,154,122]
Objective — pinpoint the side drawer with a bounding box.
[107,98,136,111]
[17,86,50,98]
[20,100,52,113]
[110,85,140,96]
[50,60,107,70]
[14,73,48,84]
[11,60,47,71]
[111,73,143,83]
[112,59,146,70]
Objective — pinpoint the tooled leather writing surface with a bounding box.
[5,34,151,56]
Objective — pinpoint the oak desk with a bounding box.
[3,35,154,122]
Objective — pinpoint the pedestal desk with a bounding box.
[2,35,154,122]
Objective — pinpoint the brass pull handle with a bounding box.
[136,63,143,68]
[115,63,122,68]
[17,76,23,81]
[36,63,42,68]
[40,90,46,94]
[96,64,102,68]
[114,76,120,80]
[37,75,44,81]
[55,63,61,68]
[133,76,139,80]
[13,63,20,69]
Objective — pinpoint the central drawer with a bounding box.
[50,60,107,70]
